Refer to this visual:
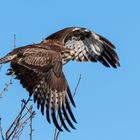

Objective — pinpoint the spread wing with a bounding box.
[45,27,120,68]
[4,46,76,131]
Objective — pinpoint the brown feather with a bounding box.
[8,61,76,131]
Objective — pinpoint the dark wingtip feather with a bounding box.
[65,98,77,123]
[6,68,14,75]
[98,56,110,68]
[104,46,120,67]
[95,32,120,68]
[41,102,44,115]
[67,86,76,107]
[46,105,51,124]
[98,34,116,49]
[58,108,70,132]
[103,52,117,68]
[97,35,120,68]
[37,98,40,109]
[62,103,76,129]
[33,93,37,103]
[51,109,63,131]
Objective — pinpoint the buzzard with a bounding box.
[0,27,120,131]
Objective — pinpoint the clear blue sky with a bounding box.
[0,0,140,140]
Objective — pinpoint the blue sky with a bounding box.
[0,0,140,140]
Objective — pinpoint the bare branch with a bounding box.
[0,118,4,140]
[11,105,35,140]
[12,111,35,140]
[5,98,35,140]
[72,74,81,98]
[53,125,62,140]
[6,97,31,140]
[0,65,2,73]
[53,74,82,140]
[29,106,34,140]
[14,34,16,49]
[0,74,14,98]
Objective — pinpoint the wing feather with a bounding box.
[62,103,76,129]
[5,45,76,131]
[8,61,76,131]
[58,108,70,132]
[51,108,63,131]
[45,27,120,67]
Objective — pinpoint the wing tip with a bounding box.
[98,39,120,68]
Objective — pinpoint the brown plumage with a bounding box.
[0,27,120,131]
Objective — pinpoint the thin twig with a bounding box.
[14,34,16,49]
[73,74,81,98]
[53,125,57,140]
[53,74,82,140]
[53,125,62,140]
[11,106,35,140]
[21,100,35,140]
[0,65,2,72]
[20,109,30,121]
[0,118,4,140]
[29,107,34,140]
[13,110,35,140]
[6,96,31,140]
[0,74,14,98]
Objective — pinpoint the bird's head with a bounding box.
[61,48,75,64]
[61,48,75,57]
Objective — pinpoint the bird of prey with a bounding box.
[0,27,120,131]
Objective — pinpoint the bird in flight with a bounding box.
[0,27,120,131]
